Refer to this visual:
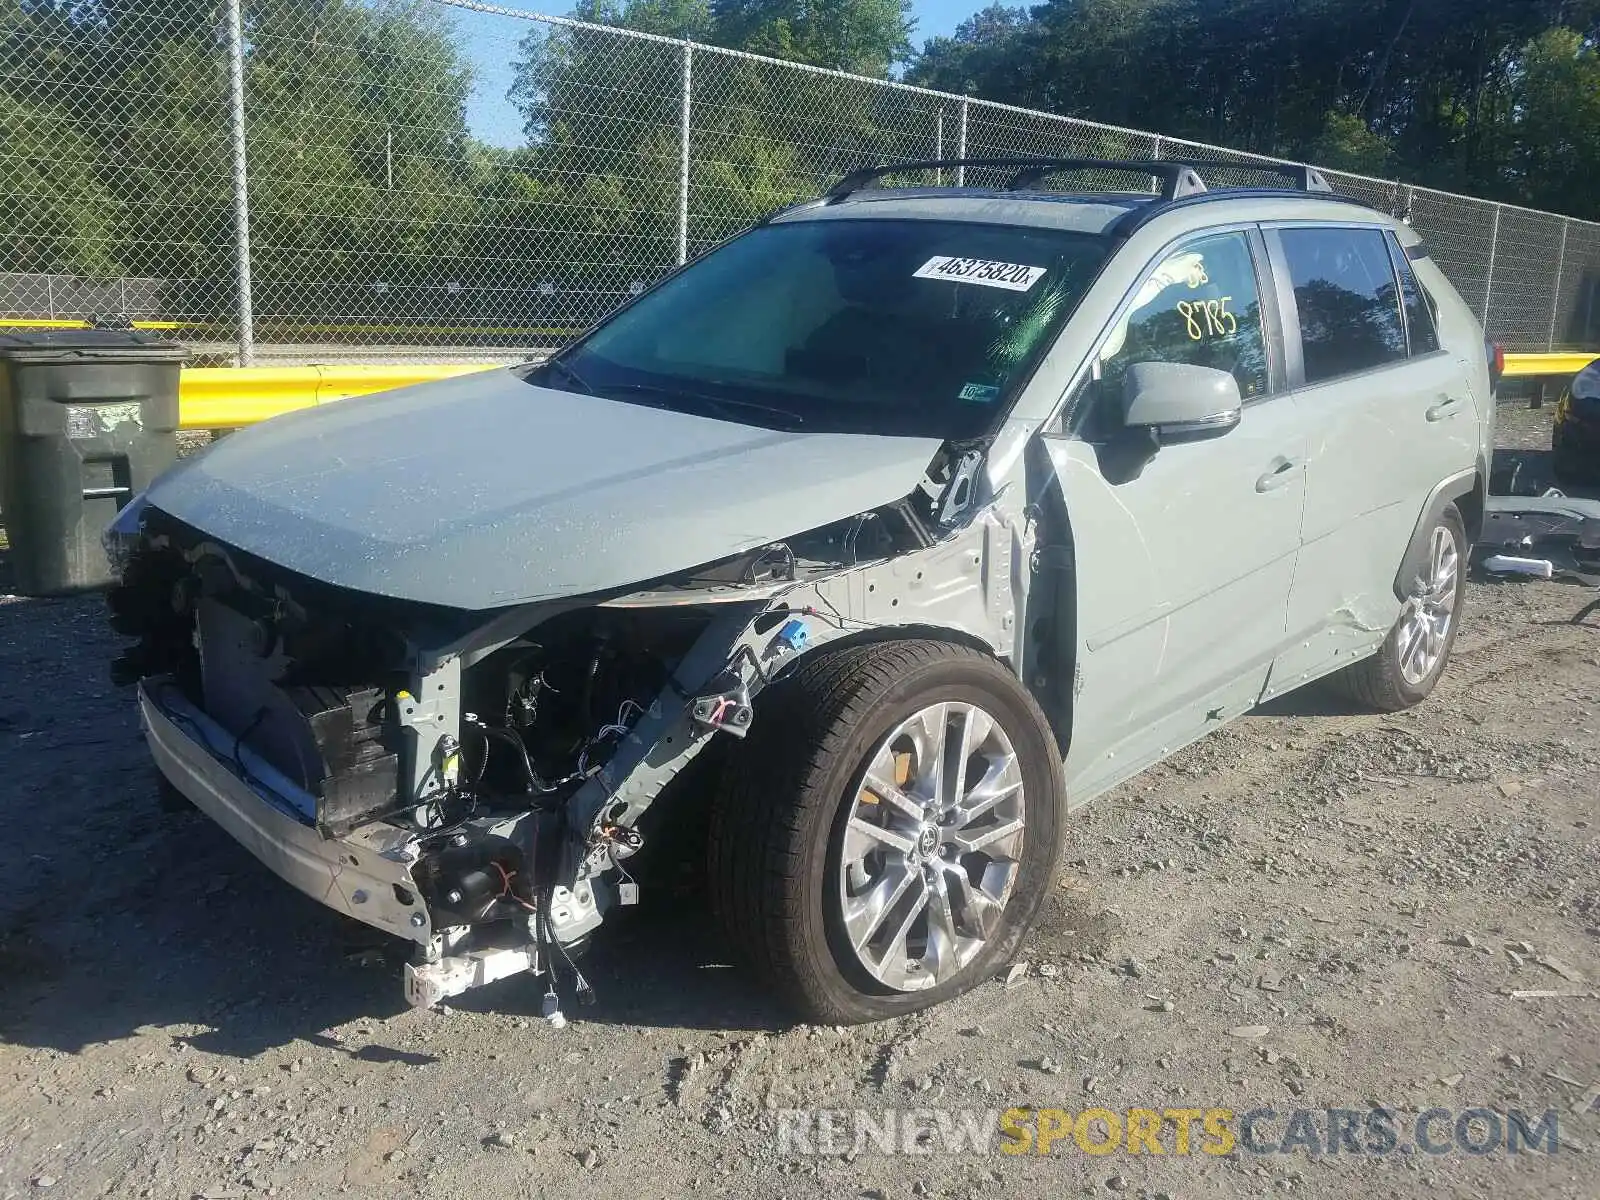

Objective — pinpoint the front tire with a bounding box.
[707,639,1064,1024]
[1331,503,1466,712]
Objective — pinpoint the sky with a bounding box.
[910,0,975,44]
[454,0,975,148]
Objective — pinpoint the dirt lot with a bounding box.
[0,407,1596,1200]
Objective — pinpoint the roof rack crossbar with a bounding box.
[1004,158,1209,197]
[824,156,1337,206]
[823,157,1208,203]
[1151,158,1334,194]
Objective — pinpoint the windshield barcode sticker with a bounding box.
[913,256,1047,291]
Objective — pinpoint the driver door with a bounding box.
[1036,227,1307,800]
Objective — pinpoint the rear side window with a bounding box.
[1388,234,1440,355]
[1279,227,1407,384]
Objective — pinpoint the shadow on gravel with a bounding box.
[1491,446,1600,500]
[0,591,787,1061]
[453,901,792,1034]
[1249,687,1370,720]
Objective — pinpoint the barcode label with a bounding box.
[913,256,1047,292]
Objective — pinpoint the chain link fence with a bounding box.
[6,0,1600,364]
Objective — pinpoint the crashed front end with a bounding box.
[106,449,1023,1013]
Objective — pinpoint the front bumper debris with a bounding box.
[138,679,432,943]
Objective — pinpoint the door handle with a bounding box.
[1255,458,1302,493]
[1426,395,1464,422]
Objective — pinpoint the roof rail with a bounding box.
[823,157,1208,203]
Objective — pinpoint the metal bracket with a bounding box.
[938,449,985,526]
[397,656,461,803]
[690,677,754,737]
[404,945,537,1009]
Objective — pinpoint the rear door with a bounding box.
[1037,227,1307,800]
[1265,223,1478,694]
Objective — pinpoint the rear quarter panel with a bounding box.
[1406,240,1495,468]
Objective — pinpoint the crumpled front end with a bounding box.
[109,437,1030,1014]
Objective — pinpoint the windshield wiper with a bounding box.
[540,355,594,395]
[598,382,804,429]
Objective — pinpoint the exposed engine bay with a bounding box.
[107,444,1031,1016]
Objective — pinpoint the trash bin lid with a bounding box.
[0,328,188,363]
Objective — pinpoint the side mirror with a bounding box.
[1122,362,1242,441]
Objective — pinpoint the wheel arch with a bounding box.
[1393,464,1482,600]
[767,622,1065,764]
[773,621,1012,679]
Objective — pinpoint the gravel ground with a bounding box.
[1,406,1596,1200]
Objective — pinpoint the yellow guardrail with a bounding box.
[171,353,1600,427]
[5,316,1596,426]
[178,364,498,429]
[0,317,573,337]
[1502,352,1597,378]
[0,317,184,330]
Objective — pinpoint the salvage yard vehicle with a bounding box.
[1554,359,1600,486]
[106,158,1495,1024]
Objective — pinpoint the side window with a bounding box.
[1388,235,1440,355]
[1279,227,1407,384]
[1095,231,1271,406]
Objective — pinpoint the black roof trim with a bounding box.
[821,157,1375,239]
[823,157,1208,204]
[1107,187,1382,239]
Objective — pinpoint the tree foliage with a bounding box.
[6,0,1600,335]
[908,0,1600,214]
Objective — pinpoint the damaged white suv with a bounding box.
[107,158,1493,1023]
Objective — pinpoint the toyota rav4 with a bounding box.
[107,158,1494,1024]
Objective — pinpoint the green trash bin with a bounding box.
[0,330,187,595]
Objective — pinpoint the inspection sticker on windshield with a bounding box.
[914,256,1047,292]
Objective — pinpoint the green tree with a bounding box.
[904,0,1600,216]
[1505,27,1600,212]
[712,0,914,76]
[1,0,482,326]
[908,5,1035,101]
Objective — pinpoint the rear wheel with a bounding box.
[707,639,1064,1024]
[1331,504,1466,711]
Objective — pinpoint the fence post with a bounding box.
[1481,203,1502,331]
[935,109,944,184]
[1152,135,1163,159]
[676,39,693,267]
[224,0,255,365]
[955,96,968,186]
[1548,218,1570,352]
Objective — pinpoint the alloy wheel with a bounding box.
[1397,523,1460,687]
[834,701,1025,992]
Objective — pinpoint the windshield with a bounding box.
[525,218,1110,438]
